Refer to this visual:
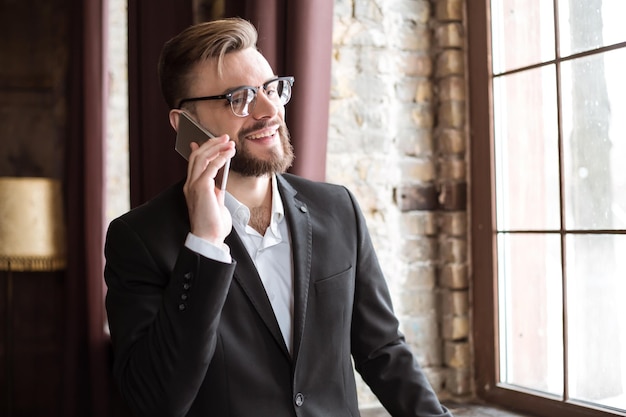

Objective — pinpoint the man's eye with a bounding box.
[231,96,245,106]
[230,92,248,106]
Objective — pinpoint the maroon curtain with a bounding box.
[128,1,194,207]
[129,0,334,206]
[65,0,130,416]
[225,0,334,182]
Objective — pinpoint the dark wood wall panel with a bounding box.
[0,0,69,415]
[0,0,69,179]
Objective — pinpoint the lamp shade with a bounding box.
[0,177,67,271]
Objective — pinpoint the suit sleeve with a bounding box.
[104,217,236,417]
[346,190,453,417]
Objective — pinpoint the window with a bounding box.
[105,0,130,224]
[469,1,626,416]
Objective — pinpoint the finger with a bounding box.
[195,151,231,187]
[194,142,235,179]
[187,136,232,182]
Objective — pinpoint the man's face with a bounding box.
[183,48,294,177]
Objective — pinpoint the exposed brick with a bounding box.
[329,0,470,404]
[439,237,467,264]
[397,52,433,77]
[434,22,464,49]
[397,128,434,157]
[444,341,471,369]
[398,289,437,316]
[400,236,438,262]
[411,104,435,128]
[438,76,466,101]
[438,100,465,129]
[435,50,465,78]
[446,367,472,396]
[439,156,466,181]
[442,315,470,340]
[395,22,431,51]
[395,184,438,211]
[439,212,467,236]
[401,211,438,236]
[441,289,469,316]
[399,157,435,182]
[415,78,434,103]
[435,0,464,22]
[403,263,437,289]
[440,264,469,289]
[401,317,443,365]
[437,128,466,155]
[439,155,467,182]
[438,181,467,211]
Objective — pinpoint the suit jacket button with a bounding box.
[178,303,187,311]
[294,392,304,407]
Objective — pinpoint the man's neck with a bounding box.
[227,171,273,210]
[227,172,274,234]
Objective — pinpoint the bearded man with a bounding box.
[104,17,452,417]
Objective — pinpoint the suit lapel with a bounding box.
[223,176,313,362]
[277,176,312,362]
[225,231,290,358]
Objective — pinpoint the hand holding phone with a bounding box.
[175,111,230,190]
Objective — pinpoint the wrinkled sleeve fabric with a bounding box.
[345,188,453,417]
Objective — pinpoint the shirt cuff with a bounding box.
[184,233,232,264]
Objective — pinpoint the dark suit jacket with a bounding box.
[104,173,452,417]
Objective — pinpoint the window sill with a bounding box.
[360,401,536,417]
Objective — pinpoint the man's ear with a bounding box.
[169,109,181,131]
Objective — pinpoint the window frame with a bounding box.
[467,1,626,416]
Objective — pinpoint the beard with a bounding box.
[229,120,295,177]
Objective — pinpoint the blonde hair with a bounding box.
[158,17,258,109]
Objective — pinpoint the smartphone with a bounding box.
[175,111,230,190]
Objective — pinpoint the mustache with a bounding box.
[238,118,284,139]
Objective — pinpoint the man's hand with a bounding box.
[183,135,236,246]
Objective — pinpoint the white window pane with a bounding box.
[491,0,555,74]
[558,0,626,57]
[498,233,564,396]
[566,234,626,411]
[494,67,560,231]
[561,49,626,230]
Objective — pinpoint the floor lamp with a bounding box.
[0,177,66,417]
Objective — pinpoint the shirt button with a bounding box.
[294,392,304,407]
[183,283,191,290]
[184,272,193,281]
[178,303,186,311]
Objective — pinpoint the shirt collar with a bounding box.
[225,175,285,233]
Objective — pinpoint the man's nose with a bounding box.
[250,89,279,119]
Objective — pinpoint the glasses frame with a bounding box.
[176,76,295,117]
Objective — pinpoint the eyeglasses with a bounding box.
[176,76,295,117]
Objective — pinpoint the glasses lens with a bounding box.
[230,88,256,116]
[265,79,293,106]
[228,78,293,117]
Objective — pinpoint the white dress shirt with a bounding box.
[184,176,294,352]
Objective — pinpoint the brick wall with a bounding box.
[328,0,471,408]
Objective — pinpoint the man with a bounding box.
[104,17,452,417]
